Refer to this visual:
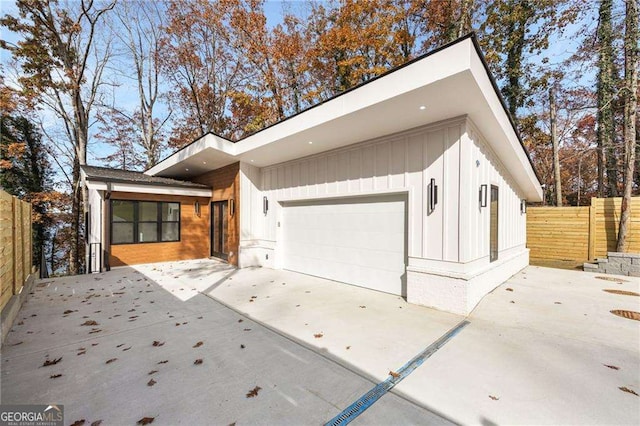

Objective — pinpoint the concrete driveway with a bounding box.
[2,259,639,425]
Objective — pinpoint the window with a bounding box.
[111,200,180,244]
[489,185,499,262]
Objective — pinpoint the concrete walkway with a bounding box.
[0,260,450,425]
[2,260,639,425]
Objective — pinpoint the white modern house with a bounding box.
[82,34,542,315]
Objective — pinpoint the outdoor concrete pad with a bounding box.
[201,263,640,425]
[1,260,450,425]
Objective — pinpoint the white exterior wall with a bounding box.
[238,116,530,314]
[239,117,465,268]
[85,187,104,272]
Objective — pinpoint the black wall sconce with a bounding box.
[230,198,235,216]
[194,200,201,216]
[428,178,438,213]
[520,199,527,214]
[263,196,269,215]
[479,184,488,208]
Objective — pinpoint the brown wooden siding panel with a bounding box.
[193,162,240,266]
[109,192,210,267]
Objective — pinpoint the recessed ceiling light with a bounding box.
[250,159,254,162]
[203,161,207,164]
[308,141,313,144]
[185,168,189,171]
[419,105,426,110]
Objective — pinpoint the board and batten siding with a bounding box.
[240,116,528,270]
[460,121,527,265]
[241,117,464,265]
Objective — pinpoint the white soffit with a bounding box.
[147,37,542,201]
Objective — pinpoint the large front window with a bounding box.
[111,200,180,244]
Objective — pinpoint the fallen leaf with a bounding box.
[152,341,165,347]
[81,320,99,326]
[346,346,351,350]
[70,420,86,426]
[157,360,168,364]
[148,370,158,375]
[175,323,180,326]
[389,371,400,378]
[238,319,243,323]
[604,364,620,370]
[194,359,203,365]
[249,300,254,303]
[42,357,62,367]
[197,316,203,319]
[137,417,155,425]
[596,276,629,283]
[314,333,323,338]
[489,395,499,400]
[505,288,513,292]
[91,421,102,426]
[510,301,515,304]
[10,341,23,346]
[50,374,62,379]
[359,306,366,309]
[116,344,125,348]
[91,343,99,346]
[89,329,102,334]
[147,379,157,387]
[619,386,638,396]
[193,341,203,348]
[240,344,245,349]
[105,358,117,364]
[77,351,86,356]
[122,347,132,351]
[246,386,262,398]
[554,302,562,304]
[243,328,251,332]
[63,310,74,314]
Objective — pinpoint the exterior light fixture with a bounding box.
[428,178,438,212]
[520,199,527,214]
[194,200,201,216]
[479,184,488,208]
[229,198,235,216]
[263,196,269,215]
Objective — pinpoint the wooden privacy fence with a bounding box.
[0,189,33,312]
[527,197,640,262]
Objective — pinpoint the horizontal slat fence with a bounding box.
[527,197,639,262]
[0,190,33,312]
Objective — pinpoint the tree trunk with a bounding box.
[550,87,562,206]
[616,0,638,252]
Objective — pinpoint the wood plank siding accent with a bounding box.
[193,162,240,266]
[109,192,210,267]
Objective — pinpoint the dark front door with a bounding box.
[211,201,229,260]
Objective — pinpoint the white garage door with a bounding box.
[282,194,406,296]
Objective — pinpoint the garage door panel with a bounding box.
[282,195,406,296]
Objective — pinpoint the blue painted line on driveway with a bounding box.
[325,319,470,426]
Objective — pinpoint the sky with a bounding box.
[0,0,596,182]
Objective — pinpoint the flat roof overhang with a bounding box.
[146,37,543,202]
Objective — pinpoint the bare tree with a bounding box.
[109,0,170,169]
[1,0,115,274]
[616,0,638,252]
[550,87,563,206]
